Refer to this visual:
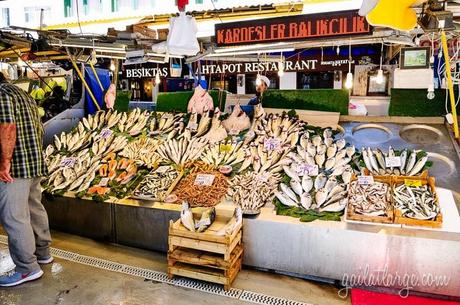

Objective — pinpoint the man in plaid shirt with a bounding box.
[0,72,52,286]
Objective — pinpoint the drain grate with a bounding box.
[240,291,313,305]
[0,235,314,305]
[174,277,243,298]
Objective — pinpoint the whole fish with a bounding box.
[374,149,386,169]
[325,176,338,192]
[336,138,346,151]
[196,207,216,233]
[302,175,313,193]
[300,193,312,210]
[315,188,329,207]
[346,145,355,158]
[399,150,408,174]
[405,151,417,174]
[327,144,337,159]
[408,155,428,176]
[315,153,326,167]
[280,183,299,203]
[180,201,196,232]
[314,173,327,190]
[325,157,336,170]
[367,148,380,173]
[283,165,300,182]
[275,191,298,207]
[290,179,304,196]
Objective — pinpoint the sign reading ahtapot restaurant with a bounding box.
[215,10,371,46]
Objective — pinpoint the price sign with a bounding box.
[188,122,198,131]
[358,175,374,185]
[99,178,110,187]
[60,157,76,168]
[386,156,402,168]
[194,174,215,186]
[404,179,422,187]
[296,163,318,176]
[264,138,281,151]
[100,128,113,139]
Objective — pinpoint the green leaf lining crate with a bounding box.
[167,208,243,291]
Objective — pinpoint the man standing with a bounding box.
[248,75,270,106]
[0,72,52,286]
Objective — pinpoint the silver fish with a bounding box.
[315,153,325,167]
[300,193,312,210]
[405,151,417,174]
[408,155,428,176]
[280,183,298,203]
[302,175,313,193]
[315,188,329,207]
[314,173,327,190]
[290,179,304,196]
[180,201,196,232]
[275,191,298,207]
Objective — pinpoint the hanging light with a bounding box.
[427,84,435,100]
[345,39,353,89]
[109,60,116,71]
[336,45,340,55]
[256,73,262,86]
[155,65,161,86]
[376,42,384,85]
[278,54,285,77]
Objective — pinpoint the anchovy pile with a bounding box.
[133,166,179,200]
[348,181,391,216]
[393,184,440,220]
[228,172,281,213]
[360,147,428,176]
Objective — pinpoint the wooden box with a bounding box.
[346,175,394,224]
[168,208,243,290]
[393,176,443,228]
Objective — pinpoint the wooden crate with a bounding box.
[346,175,394,224]
[168,208,243,290]
[393,176,443,228]
[168,245,243,291]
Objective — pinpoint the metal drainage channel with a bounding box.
[0,235,311,305]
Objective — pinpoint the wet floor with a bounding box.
[0,231,350,305]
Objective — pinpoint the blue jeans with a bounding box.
[0,178,52,273]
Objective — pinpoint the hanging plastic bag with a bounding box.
[166,12,199,56]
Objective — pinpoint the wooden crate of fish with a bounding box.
[393,176,443,228]
[168,206,243,290]
[131,166,183,202]
[346,175,394,224]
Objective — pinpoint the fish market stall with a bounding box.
[40,105,460,297]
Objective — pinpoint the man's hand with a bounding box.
[0,159,13,183]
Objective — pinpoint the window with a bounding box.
[24,7,51,26]
[1,8,10,27]
[64,0,73,17]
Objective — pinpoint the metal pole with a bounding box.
[66,48,101,111]
[89,62,104,91]
[441,30,459,139]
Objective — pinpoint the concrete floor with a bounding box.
[0,231,350,305]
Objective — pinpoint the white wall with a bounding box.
[279,72,296,90]
[393,68,434,89]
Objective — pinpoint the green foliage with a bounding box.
[274,199,343,222]
[156,90,227,113]
[262,89,349,115]
[389,89,460,117]
[114,90,131,112]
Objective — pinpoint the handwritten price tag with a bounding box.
[264,138,281,151]
[386,156,402,168]
[100,128,113,139]
[404,179,422,187]
[296,163,318,176]
[194,174,215,186]
[358,175,374,185]
[60,157,76,168]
